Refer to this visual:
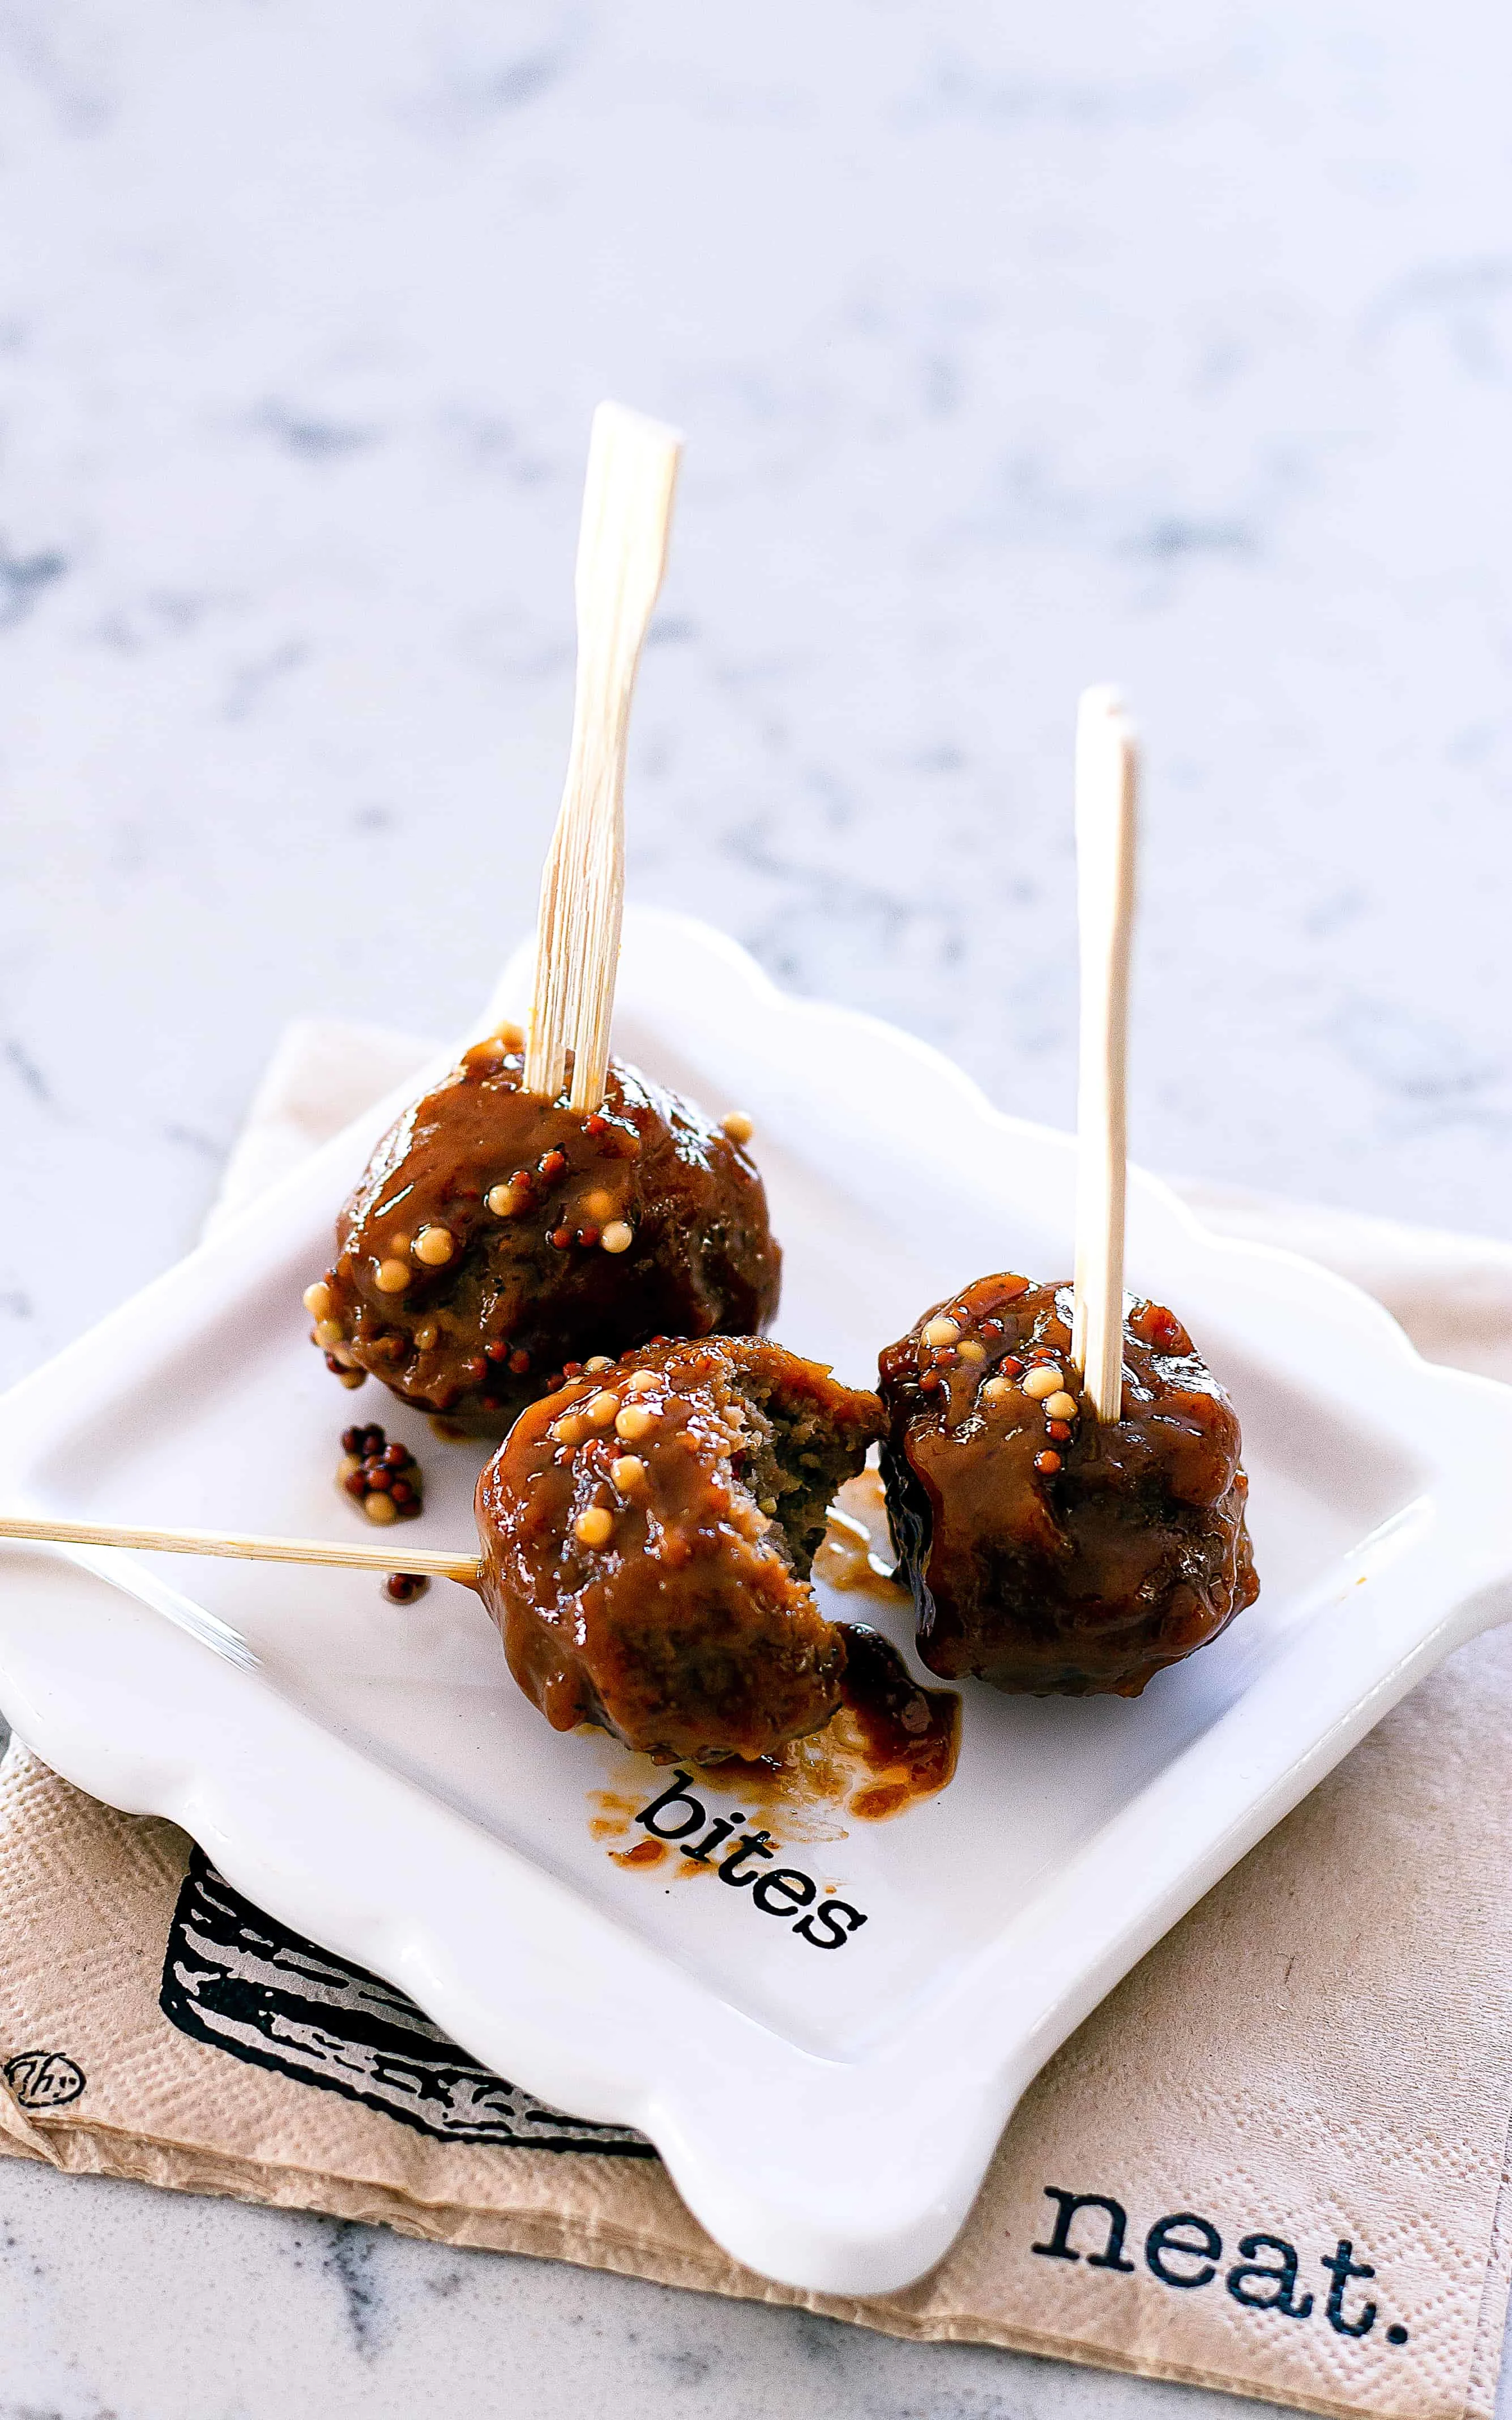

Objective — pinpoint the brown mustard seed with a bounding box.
[1034,1450,1062,1476]
[384,1571,430,1604]
[1047,1418,1073,1443]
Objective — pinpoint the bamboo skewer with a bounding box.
[1069,685,1140,1425]
[523,401,683,1112]
[0,1512,482,1588]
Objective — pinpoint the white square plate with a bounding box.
[2,910,1510,2295]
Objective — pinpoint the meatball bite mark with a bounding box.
[476,1336,883,1765]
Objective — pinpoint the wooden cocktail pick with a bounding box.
[523,401,682,1113]
[1069,685,1139,1424]
[0,1512,482,1588]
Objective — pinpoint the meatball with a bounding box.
[305,1036,781,1436]
[476,1337,883,1763]
[878,1274,1258,1698]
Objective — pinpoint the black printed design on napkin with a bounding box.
[160,1848,653,2156]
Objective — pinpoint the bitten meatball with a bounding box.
[304,1033,781,1436]
[476,1336,883,1763]
[878,1274,1258,1698]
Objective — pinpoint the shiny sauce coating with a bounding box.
[879,1275,1258,1697]
[312,1045,780,1435]
[476,1336,883,1763]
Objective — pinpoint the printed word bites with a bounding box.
[634,1773,868,1948]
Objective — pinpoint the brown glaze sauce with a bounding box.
[610,1838,668,1870]
[476,1336,881,1766]
[835,1623,960,1819]
[314,1045,781,1437]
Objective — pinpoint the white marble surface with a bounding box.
[2,2,1511,2413]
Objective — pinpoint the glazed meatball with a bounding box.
[305,1035,781,1436]
[878,1274,1258,1697]
[476,1336,883,1763]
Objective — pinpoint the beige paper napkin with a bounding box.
[3,1020,1512,2420]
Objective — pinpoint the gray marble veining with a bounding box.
[2,1,1510,2413]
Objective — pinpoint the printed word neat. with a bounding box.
[1031,2187,1410,2347]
